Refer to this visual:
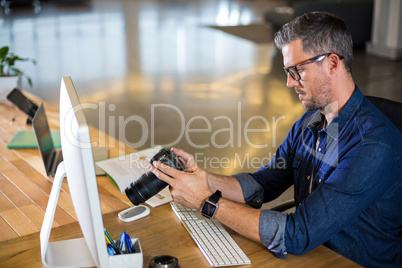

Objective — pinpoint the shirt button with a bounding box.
[319,179,322,183]
[318,148,322,152]
[307,176,310,180]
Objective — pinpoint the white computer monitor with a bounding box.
[40,76,108,267]
[60,76,108,266]
[40,76,142,268]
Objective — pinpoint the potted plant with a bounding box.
[0,45,36,99]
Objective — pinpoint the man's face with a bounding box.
[282,40,333,111]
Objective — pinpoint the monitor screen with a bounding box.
[59,76,108,266]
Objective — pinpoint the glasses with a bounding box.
[283,53,344,81]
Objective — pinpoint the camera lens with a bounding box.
[125,171,168,206]
[125,148,186,206]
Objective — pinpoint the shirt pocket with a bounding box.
[292,154,311,204]
[292,154,303,169]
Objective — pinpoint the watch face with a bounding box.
[201,202,216,218]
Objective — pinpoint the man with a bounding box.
[149,12,402,267]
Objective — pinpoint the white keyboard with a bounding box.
[170,202,251,267]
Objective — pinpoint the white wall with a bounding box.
[366,0,402,60]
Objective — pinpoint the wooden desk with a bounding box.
[0,205,359,268]
[0,97,360,267]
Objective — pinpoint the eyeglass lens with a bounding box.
[289,68,300,81]
[286,67,300,81]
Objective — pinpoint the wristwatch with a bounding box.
[200,190,222,219]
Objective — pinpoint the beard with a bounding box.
[298,74,333,111]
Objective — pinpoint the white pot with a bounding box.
[0,76,22,101]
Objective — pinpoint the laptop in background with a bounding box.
[33,103,108,177]
[33,103,62,177]
[7,88,38,124]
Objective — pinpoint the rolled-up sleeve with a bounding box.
[233,172,264,208]
[233,172,288,258]
[260,209,288,258]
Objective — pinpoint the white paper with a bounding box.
[145,187,172,207]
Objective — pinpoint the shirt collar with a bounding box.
[305,111,325,131]
[327,85,363,139]
[305,85,363,140]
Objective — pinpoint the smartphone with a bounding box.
[6,88,38,120]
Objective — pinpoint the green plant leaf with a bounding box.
[0,46,9,59]
[27,77,33,87]
[0,46,35,87]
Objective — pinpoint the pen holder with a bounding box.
[108,238,143,268]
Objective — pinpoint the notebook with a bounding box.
[7,130,61,149]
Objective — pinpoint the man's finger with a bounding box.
[171,147,197,170]
[148,163,174,185]
[154,161,181,177]
[171,147,186,157]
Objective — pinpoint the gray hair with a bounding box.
[274,11,353,73]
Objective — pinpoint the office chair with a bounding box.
[365,96,402,132]
[271,96,402,212]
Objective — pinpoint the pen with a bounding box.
[119,231,135,253]
[104,229,121,254]
[124,232,135,253]
[105,233,114,248]
[119,232,126,252]
[107,244,116,256]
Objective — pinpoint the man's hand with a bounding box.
[148,158,212,210]
[171,147,198,173]
[149,148,262,244]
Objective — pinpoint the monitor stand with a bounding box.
[40,161,97,267]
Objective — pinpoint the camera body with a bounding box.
[125,148,186,206]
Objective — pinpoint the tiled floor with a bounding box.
[1,0,401,207]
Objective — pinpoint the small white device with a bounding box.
[118,205,150,222]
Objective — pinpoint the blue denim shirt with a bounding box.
[233,87,402,267]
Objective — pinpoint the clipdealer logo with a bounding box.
[96,101,286,149]
[64,101,288,169]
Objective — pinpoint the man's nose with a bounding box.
[286,74,300,88]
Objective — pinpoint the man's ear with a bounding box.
[328,54,342,75]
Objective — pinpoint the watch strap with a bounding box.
[208,190,222,204]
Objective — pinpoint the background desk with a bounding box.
[0,96,360,267]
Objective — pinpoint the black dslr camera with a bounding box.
[125,148,187,206]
